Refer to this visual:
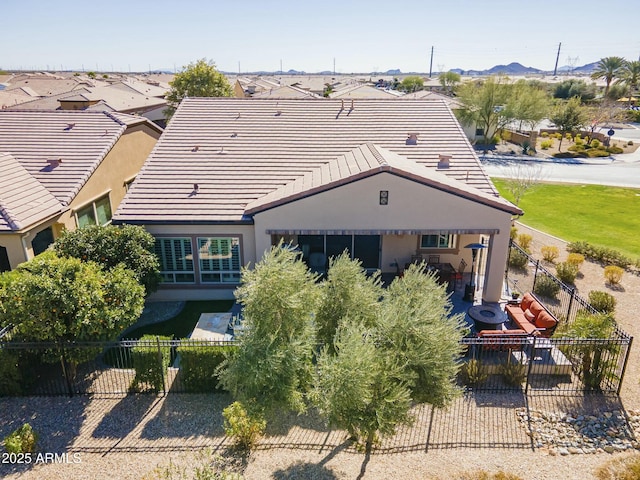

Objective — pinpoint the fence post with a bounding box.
[532,259,540,292]
[618,335,634,396]
[567,288,576,323]
[524,336,535,395]
[60,343,74,397]
[156,336,166,396]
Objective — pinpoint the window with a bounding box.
[155,237,195,283]
[32,227,54,256]
[198,237,241,284]
[420,234,457,249]
[475,127,485,137]
[76,195,112,227]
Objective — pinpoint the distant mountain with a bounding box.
[486,62,542,74]
[385,69,402,75]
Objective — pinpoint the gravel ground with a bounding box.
[2,224,639,479]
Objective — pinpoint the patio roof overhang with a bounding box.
[265,228,500,235]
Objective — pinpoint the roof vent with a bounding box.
[218,147,227,155]
[46,158,63,168]
[406,133,418,146]
[230,132,237,138]
[350,99,354,111]
[192,145,200,152]
[64,123,76,131]
[438,154,452,169]
[193,183,199,193]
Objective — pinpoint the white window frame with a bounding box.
[419,234,457,250]
[197,237,242,284]
[155,237,196,284]
[74,193,112,228]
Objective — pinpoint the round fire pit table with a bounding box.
[468,304,506,331]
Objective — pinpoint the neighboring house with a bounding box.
[0,110,162,271]
[329,84,402,98]
[233,77,281,98]
[114,98,521,303]
[251,85,322,99]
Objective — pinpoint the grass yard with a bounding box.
[492,179,640,259]
[123,300,235,340]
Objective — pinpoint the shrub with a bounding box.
[533,274,560,299]
[595,452,640,480]
[586,148,610,157]
[588,291,617,314]
[574,137,584,145]
[568,144,586,152]
[590,139,601,148]
[565,132,573,140]
[178,342,236,392]
[4,423,38,454]
[459,359,488,387]
[0,350,22,396]
[500,358,526,387]
[460,473,523,480]
[575,133,582,140]
[540,140,553,150]
[604,265,624,285]
[553,132,562,140]
[540,245,559,263]
[566,253,585,269]
[556,261,579,284]
[130,335,172,393]
[540,131,549,137]
[567,242,632,270]
[510,226,518,240]
[628,140,634,146]
[606,146,624,154]
[222,401,266,451]
[508,250,528,269]
[516,233,532,252]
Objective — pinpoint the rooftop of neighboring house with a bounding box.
[251,84,322,99]
[0,152,64,232]
[0,110,161,213]
[329,84,402,99]
[399,90,462,108]
[114,98,517,225]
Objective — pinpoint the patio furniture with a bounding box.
[427,255,440,265]
[468,304,506,331]
[504,292,558,338]
[451,258,467,290]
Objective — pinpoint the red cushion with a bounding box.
[524,309,536,323]
[521,293,535,311]
[535,310,557,329]
[529,301,544,317]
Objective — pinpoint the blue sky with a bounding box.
[4,0,640,73]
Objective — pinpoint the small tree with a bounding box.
[399,76,424,93]
[550,97,588,151]
[503,163,545,206]
[439,71,461,94]
[218,244,320,415]
[164,58,233,120]
[0,252,144,374]
[315,252,382,350]
[54,224,161,295]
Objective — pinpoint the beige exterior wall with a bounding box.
[145,224,256,302]
[1,125,159,270]
[253,172,512,302]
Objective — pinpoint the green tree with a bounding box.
[164,58,233,120]
[439,71,461,94]
[218,244,320,415]
[314,321,412,452]
[456,76,510,150]
[399,76,424,93]
[503,80,549,132]
[0,252,144,372]
[618,60,640,94]
[549,97,588,151]
[315,253,382,350]
[553,79,597,101]
[54,224,161,295]
[591,56,626,97]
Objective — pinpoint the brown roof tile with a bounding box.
[114,98,509,224]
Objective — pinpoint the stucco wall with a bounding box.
[253,172,512,302]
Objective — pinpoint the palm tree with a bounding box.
[591,56,626,97]
[617,60,640,104]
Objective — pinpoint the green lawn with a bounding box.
[492,179,640,259]
[123,300,235,340]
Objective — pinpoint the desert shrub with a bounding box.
[540,140,553,150]
[540,131,549,137]
[554,151,580,158]
[574,136,584,145]
[509,250,528,270]
[534,274,560,299]
[575,133,582,140]
[130,335,172,393]
[628,140,634,146]
[568,144,586,152]
[0,350,22,396]
[178,342,236,392]
[500,359,526,386]
[606,145,624,154]
[553,132,562,140]
[222,401,266,451]
[516,233,532,252]
[460,473,523,480]
[144,449,242,480]
[565,132,573,140]
[590,139,601,148]
[566,253,585,269]
[586,148,610,157]
[540,245,559,263]
[510,226,518,240]
[459,359,488,387]
[556,261,579,284]
[604,266,624,285]
[588,291,617,314]
[595,452,640,480]
[567,242,632,270]
[4,423,38,454]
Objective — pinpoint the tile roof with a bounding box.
[399,90,463,108]
[115,98,513,224]
[251,85,322,99]
[329,84,402,99]
[0,152,64,232]
[0,110,130,206]
[7,88,92,110]
[245,143,518,214]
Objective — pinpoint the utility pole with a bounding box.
[429,46,434,78]
[333,57,336,76]
[280,59,282,73]
[238,61,241,75]
[553,42,562,76]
